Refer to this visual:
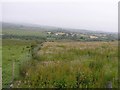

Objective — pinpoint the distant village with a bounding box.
[46,31,108,39]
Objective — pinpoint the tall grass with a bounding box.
[14,41,118,88]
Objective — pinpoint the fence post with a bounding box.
[106,81,112,88]
[12,60,15,82]
[10,60,15,88]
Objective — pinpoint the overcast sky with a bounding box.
[1,0,119,32]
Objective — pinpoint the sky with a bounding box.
[1,0,119,32]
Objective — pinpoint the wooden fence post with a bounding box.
[12,60,15,82]
[106,81,112,88]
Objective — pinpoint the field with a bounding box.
[0,40,2,67]
[3,29,46,37]
[1,25,119,88]
[2,39,37,88]
[0,38,2,89]
[4,40,117,88]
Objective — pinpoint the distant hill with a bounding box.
[2,22,117,34]
[1,22,118,41]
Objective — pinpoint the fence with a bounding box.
[2,43,42,88]
[2,52,32,88]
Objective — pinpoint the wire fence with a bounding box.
[2,42,43,89]
[0,68,2,89]
[2,52,32,88]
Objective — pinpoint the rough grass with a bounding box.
[38,41,118,62]
[16,41,118,88]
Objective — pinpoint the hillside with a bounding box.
[2,22,118,41]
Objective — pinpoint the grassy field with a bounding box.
[0,38,2,89]
[0,68,1,89]
[2,39,37,88]
[3,29,46,37]
[11,41,118,88]
[0,41,2,67]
